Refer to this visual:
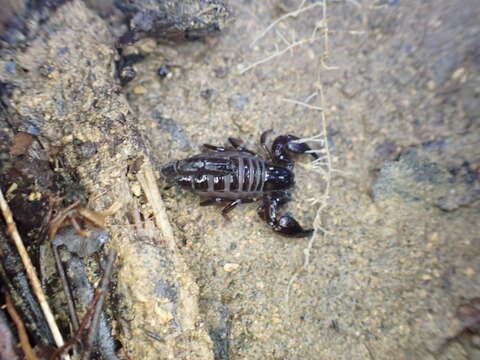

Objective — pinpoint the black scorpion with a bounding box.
[160,130,319,237]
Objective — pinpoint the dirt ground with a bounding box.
[1,0,480,359]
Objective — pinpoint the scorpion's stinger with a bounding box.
[275,215,314,237]
[271,135,320,169]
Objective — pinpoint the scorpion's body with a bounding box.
[164,151,292,200]
[161,131,318,237]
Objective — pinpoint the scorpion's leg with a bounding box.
[260,129,274,160]
[203,144,226,152]
[222,199,255,221]
[200,198,251,221]
[200,197,223,206]
[271,134,320,169]
[221,199,242,221]
[228,137,256,155]
[258,191,313,237]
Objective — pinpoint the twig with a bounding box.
[137,163,175,243]
[240,37,321,75]
[5,294,39,360]
[81,249,117,360]
[50,291,102,360]
[250,2,322,47]
[51,244,79,332]
[0,189,67,353]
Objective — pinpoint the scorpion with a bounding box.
[160,130,319,237]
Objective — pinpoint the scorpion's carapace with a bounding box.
[160,131,319,237]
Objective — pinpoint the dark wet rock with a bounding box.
[371,138,480,211]
[202,301,231,360]
[0,0,68,47]
[53,228,109,257]
[115,0,231,44]
[2,147,53,241]
[65,254,120,360]
[116,52,145,85]
[0,231,54,346]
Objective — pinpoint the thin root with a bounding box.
[0,189,67,354]
[5,294,39,360]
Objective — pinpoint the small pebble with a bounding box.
[133,85,147,95]
[27,192,42,201]
[131,182,142,197]
[157,65,170,78]
[224,263,240,272]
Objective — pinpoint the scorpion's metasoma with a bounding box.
[160,130,319,237]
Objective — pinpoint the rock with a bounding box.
[371,137,480,211]
[115,0,231,44]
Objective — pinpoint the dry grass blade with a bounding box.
[0,189,67,356]
[5,294,39,360]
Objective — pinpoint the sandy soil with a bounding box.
[125,1,480,358]
[1,0,479,359]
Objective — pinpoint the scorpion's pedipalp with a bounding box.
[271,135,320,168]
[286,139,319,160]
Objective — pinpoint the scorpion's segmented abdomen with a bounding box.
[162,152,267,199]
